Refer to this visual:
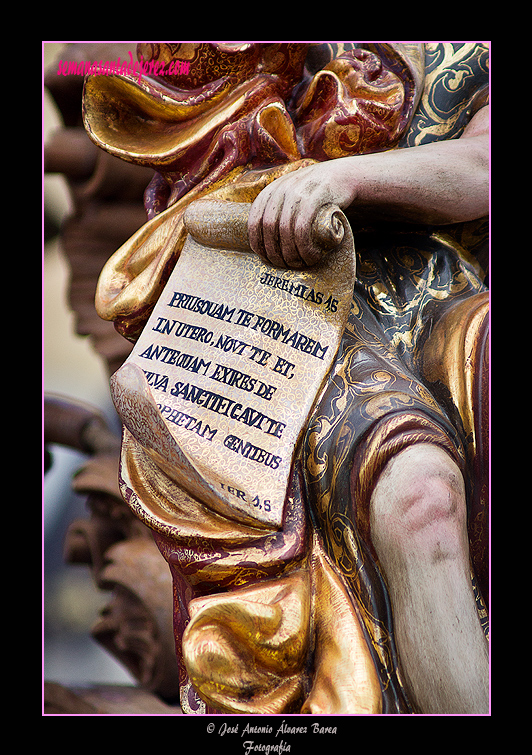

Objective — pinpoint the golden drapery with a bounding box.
[83,42,489,714]
[85,42,422,341]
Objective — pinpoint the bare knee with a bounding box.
[370,444,468,564]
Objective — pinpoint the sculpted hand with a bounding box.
[248,107,489,269]
[248,161,356,269]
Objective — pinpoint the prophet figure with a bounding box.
[83,42,489,714]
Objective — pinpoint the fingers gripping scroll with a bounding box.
[185,196,348,270]
[247,167,351,269]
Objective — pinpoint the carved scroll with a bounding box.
[111,199,355,529]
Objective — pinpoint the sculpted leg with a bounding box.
[369,443,489,713]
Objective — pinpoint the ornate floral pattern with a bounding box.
[82,42,490,714]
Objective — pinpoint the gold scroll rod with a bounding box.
[183,199,348,258]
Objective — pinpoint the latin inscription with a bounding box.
[136,284,339,495]
[120,230,355,526]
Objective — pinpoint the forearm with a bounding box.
[248,106,489,267]
[340,133,489,226]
